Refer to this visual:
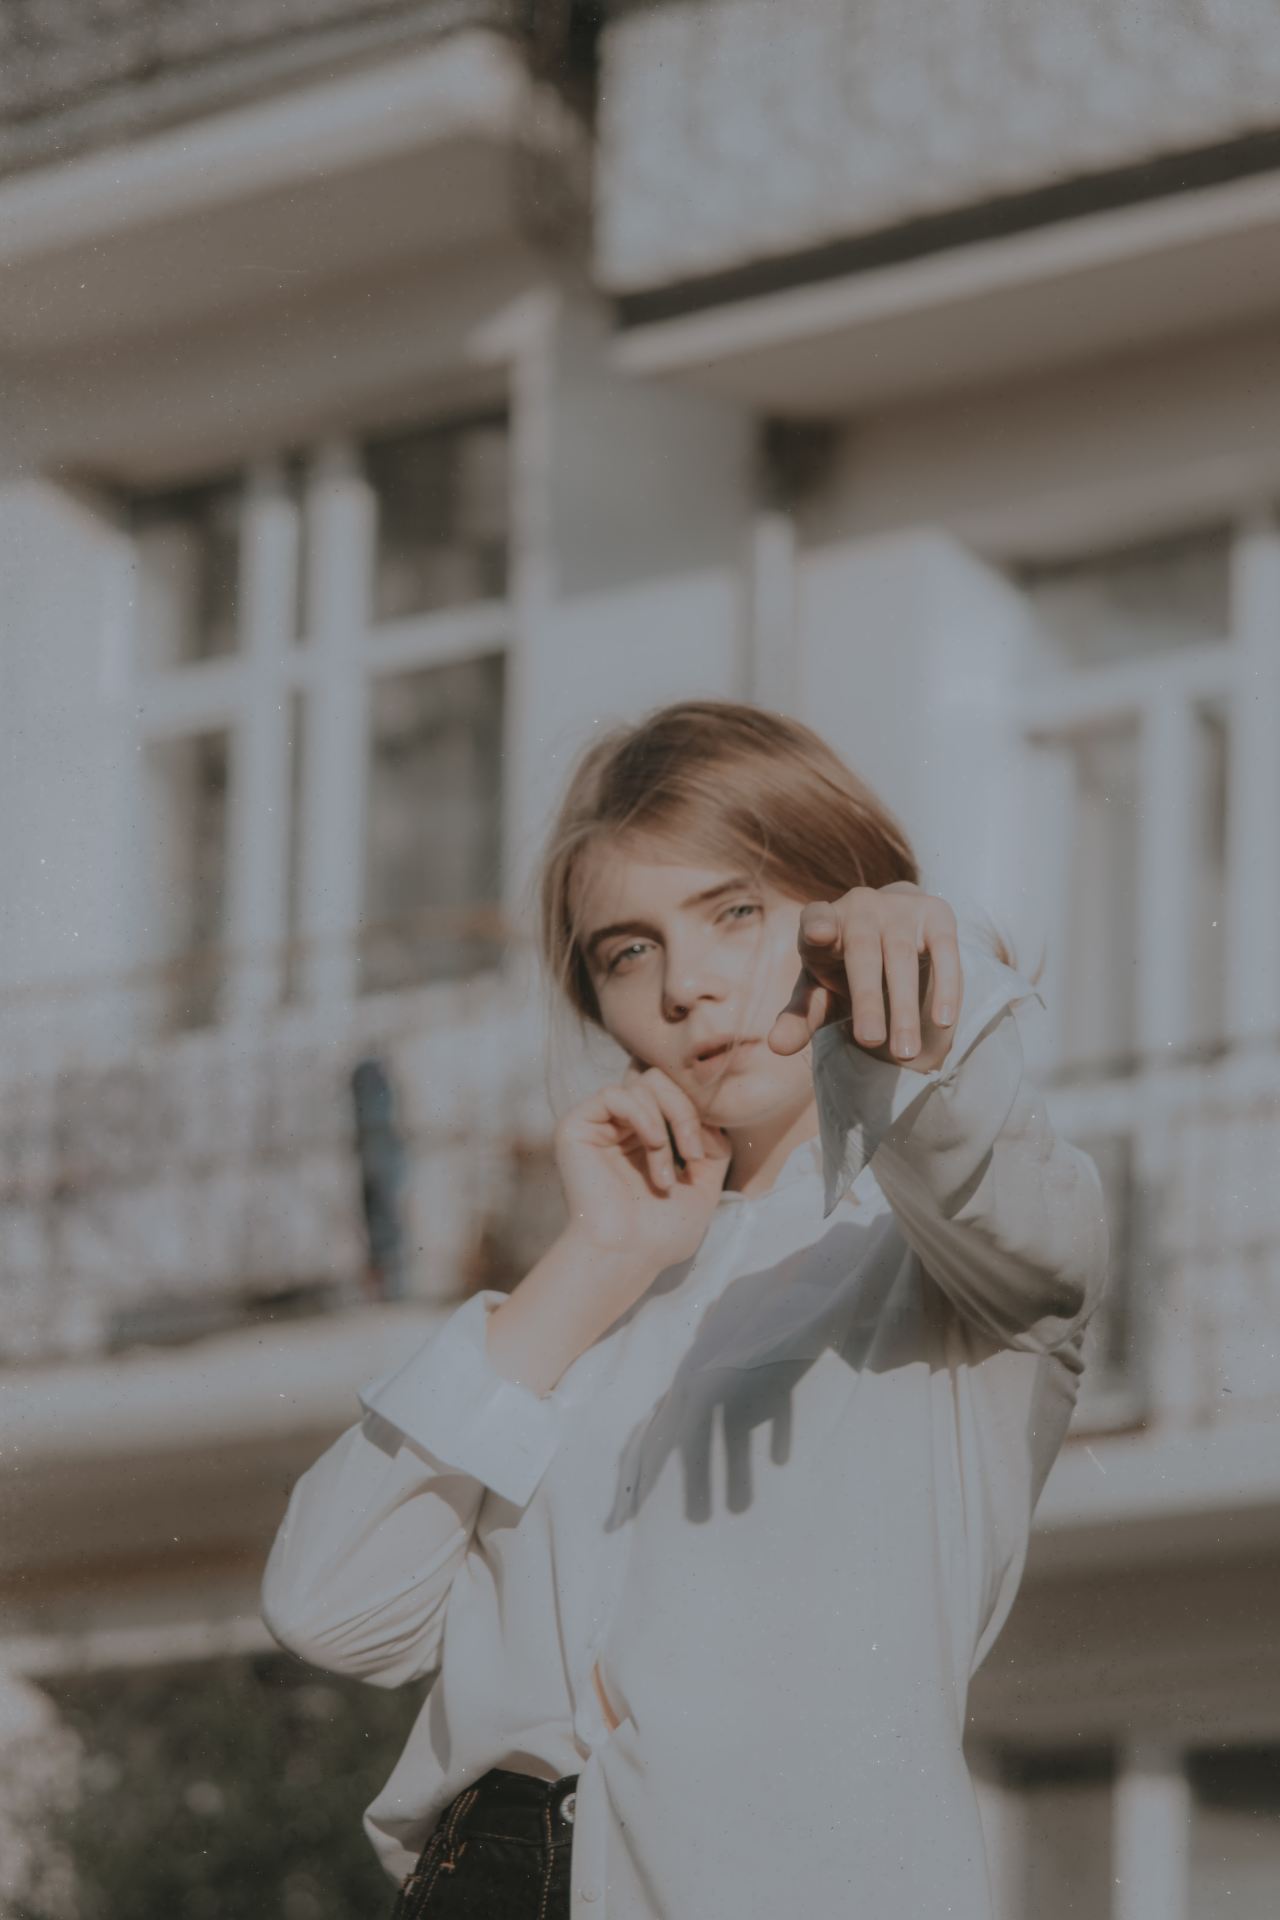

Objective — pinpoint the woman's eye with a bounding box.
[604,942,648,975]
[602,904,759,976]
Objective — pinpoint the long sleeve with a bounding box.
[261,1289,570,1687]
[810,925,1109,1356]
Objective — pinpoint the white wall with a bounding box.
[502,291,755,926]
[798,525,1036,940]
[0,479,141,1064]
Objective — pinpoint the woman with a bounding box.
[261,700,1109,1920]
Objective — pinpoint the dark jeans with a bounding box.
[389,1768,578,1920]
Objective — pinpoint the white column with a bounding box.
[299,440,372,1010]
[226,462,296,1023]
[0,481,140,1069]
[799,528,1035,932]
[1137,691,1196,1063]
[1113,1742,1190,1920]
[1226,516,1280,1050]
[493,289,753,930]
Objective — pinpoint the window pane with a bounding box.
[1015,1754,1114,1920]
[1055,723,1141,1077]
[282,692,307,1007]
[1189,701,1228,1055]
[1190,1747,1280,1920]
[149,730,231,1031]
[1073,1129,1137,1400]
[1024,528,1230,673]
[134,481,241,666]
[366,415,508,624]
[285,453,309,645]
[360,654,505,995]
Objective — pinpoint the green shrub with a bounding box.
[17,1653,427,1920]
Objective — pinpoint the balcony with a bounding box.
[597,0,1280,409]
[0,1,550,176]
[0,0,589,359]
[6,926,1280,1452]
[3,939,1279,1648]
[0,942,568,1367]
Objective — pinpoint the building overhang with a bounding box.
[1028,1416,1280,1578]
[0,29,585,359]
[0,1305,447,1661]
[611,168,1280,416]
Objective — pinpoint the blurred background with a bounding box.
[2,2,1280,1915]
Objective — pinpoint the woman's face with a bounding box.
[574,842,815,1123]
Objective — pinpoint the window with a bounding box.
[1020,526,1237,1083]
[1013,518,1280,1428]
[1009,1749,1114,1920]
[366,414,509,623]
[1023,526,1231,675]
[1051,720,1142,1077]
[146,730,232,1032]
[129,412,511,1032]
[361,654,506,995]
[133,479,242,668]
[1190,1746,1280,1919]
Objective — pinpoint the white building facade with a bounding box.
[3,3,1280,1915]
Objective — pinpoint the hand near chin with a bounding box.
[553,1057,733,1284]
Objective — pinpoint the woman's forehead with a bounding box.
[571,839,778,927]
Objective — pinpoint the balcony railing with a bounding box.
[6,932,1279,1451]
[598,0,1280,297]
[1050,1052,1280,1436]
[0,949,572,1364]
[0,0,536,176]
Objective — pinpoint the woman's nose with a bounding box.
[662,966,726,1021]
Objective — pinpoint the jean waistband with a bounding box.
[443,1768,580,1846]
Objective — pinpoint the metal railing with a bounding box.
[0,0,538,175]
[598,0,1280,295]
[6,930,1279,1437]
[0,944,566,1364]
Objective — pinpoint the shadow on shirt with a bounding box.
[601,1206,940,1530]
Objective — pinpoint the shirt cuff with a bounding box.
[810,922,1045,1219]
[358,1289,567,1508]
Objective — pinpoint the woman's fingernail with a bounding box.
[806,914,836,939]
[895,1032,916,1058]
[657,1165,673,1188]
[934,1003,954,1025]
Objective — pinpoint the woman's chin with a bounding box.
[695,1070,795,1124]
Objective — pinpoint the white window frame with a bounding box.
[1009,514,1280,1431]
[128,423,512,1034]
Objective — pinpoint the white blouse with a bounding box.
[261,926,1109,1920]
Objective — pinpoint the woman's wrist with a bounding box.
[485,1230,657,1396]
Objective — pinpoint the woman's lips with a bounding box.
[689,1039,758,1078]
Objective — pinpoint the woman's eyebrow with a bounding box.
[583,875,755,961]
